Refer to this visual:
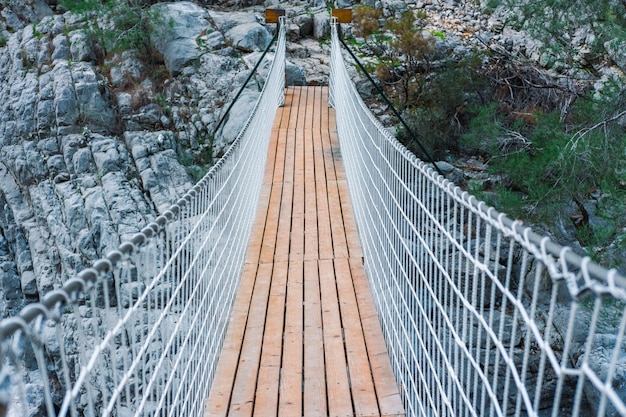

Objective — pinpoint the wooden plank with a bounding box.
[274,88,293,129]
[290,93,305,262]
[334,258,380,417]
[350,258,405,417]
[227,263,273,417]
[319,259,353,417]
[205,264,259,417]
[337,179,363,259]
[253,261,289,416]
[296,86,309,131]
[259,181,282,264]
[279,260,304,416]
[303,259,327,416]
[327,107,346,182]
[327,179,349,259]
[313,93,333,261]
[304,129,318,260]
[322,90,338,183]
[280,87,301,129]
[274,128,295,263]
[244,194,268,266]
[246,103,289,266]
[272,128,287,184]
[304,87,319,261]
[314,87,323,132]
[325,103,349,259]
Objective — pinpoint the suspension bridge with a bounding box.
[2,18,626,417]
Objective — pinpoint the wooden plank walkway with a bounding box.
[205,86,405,417]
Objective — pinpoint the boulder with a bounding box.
[605,39,626,73]
[226,23,272,52]
[295,14,314,38]
[580,334,626,416]
[209,11,258,33]
[69,30,95,62]
[244,51,307,87]
[151,2,210,74]
[197,30,226,51]
[214,91,259,154]
[313,12,330,39]
[51,34,70,61]
[286,61,306,86]
[123,131,194,213]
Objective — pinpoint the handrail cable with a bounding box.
[212,21,282,138]
[2,14,626,417]
[334,24,444,176]
[329,16,626,417]
[0,16,287,417]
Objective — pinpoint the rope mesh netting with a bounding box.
[330,18,626,417]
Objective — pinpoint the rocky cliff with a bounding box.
[2,0,625,415]
[2,0,625,319]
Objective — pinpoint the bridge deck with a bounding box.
[205,86,405,417]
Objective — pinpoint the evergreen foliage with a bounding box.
[352,4,626,267]
[59,0,165,65]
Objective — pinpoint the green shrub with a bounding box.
[59,0,166,66]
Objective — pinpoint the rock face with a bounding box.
[0,0,319,318]
[151,2,211,74]
[1,0,624,415]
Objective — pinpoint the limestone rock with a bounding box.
[151,1,210,74]
[226,23,272,53]
[209,10,258,33]
[69,30,95,62]
[313,12,330,39]
[605,39,626,73]
[214,91,259,152]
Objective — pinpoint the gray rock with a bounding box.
[72,147,95,174]
[313,12,330,39]
[1,262,21,301]
[24,383,45,417]
[20,270,37,297]
[51,63,80,127]
[296,14,314,38]
[68,62,115,131]
[226,23,271,53]
[108,52,143,88]
[90,134,127,175]
[433,161,464,184]
[69,30,95,62]
[123,131,194,213]
[208,11,258,33]
[1,8,24,31]
[580,335,626,416]
[605,39,626,73]
[286,61,306,86]
[197,30,226,51]
[36,99,55,131]
[51,34,70,61]
[151,2,210,74]
[215,91,259,152]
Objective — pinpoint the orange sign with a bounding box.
[332,8,352,23]
[265,8,286,24]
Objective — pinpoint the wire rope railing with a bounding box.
[0,18,286,417]
[330,18,626,417]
